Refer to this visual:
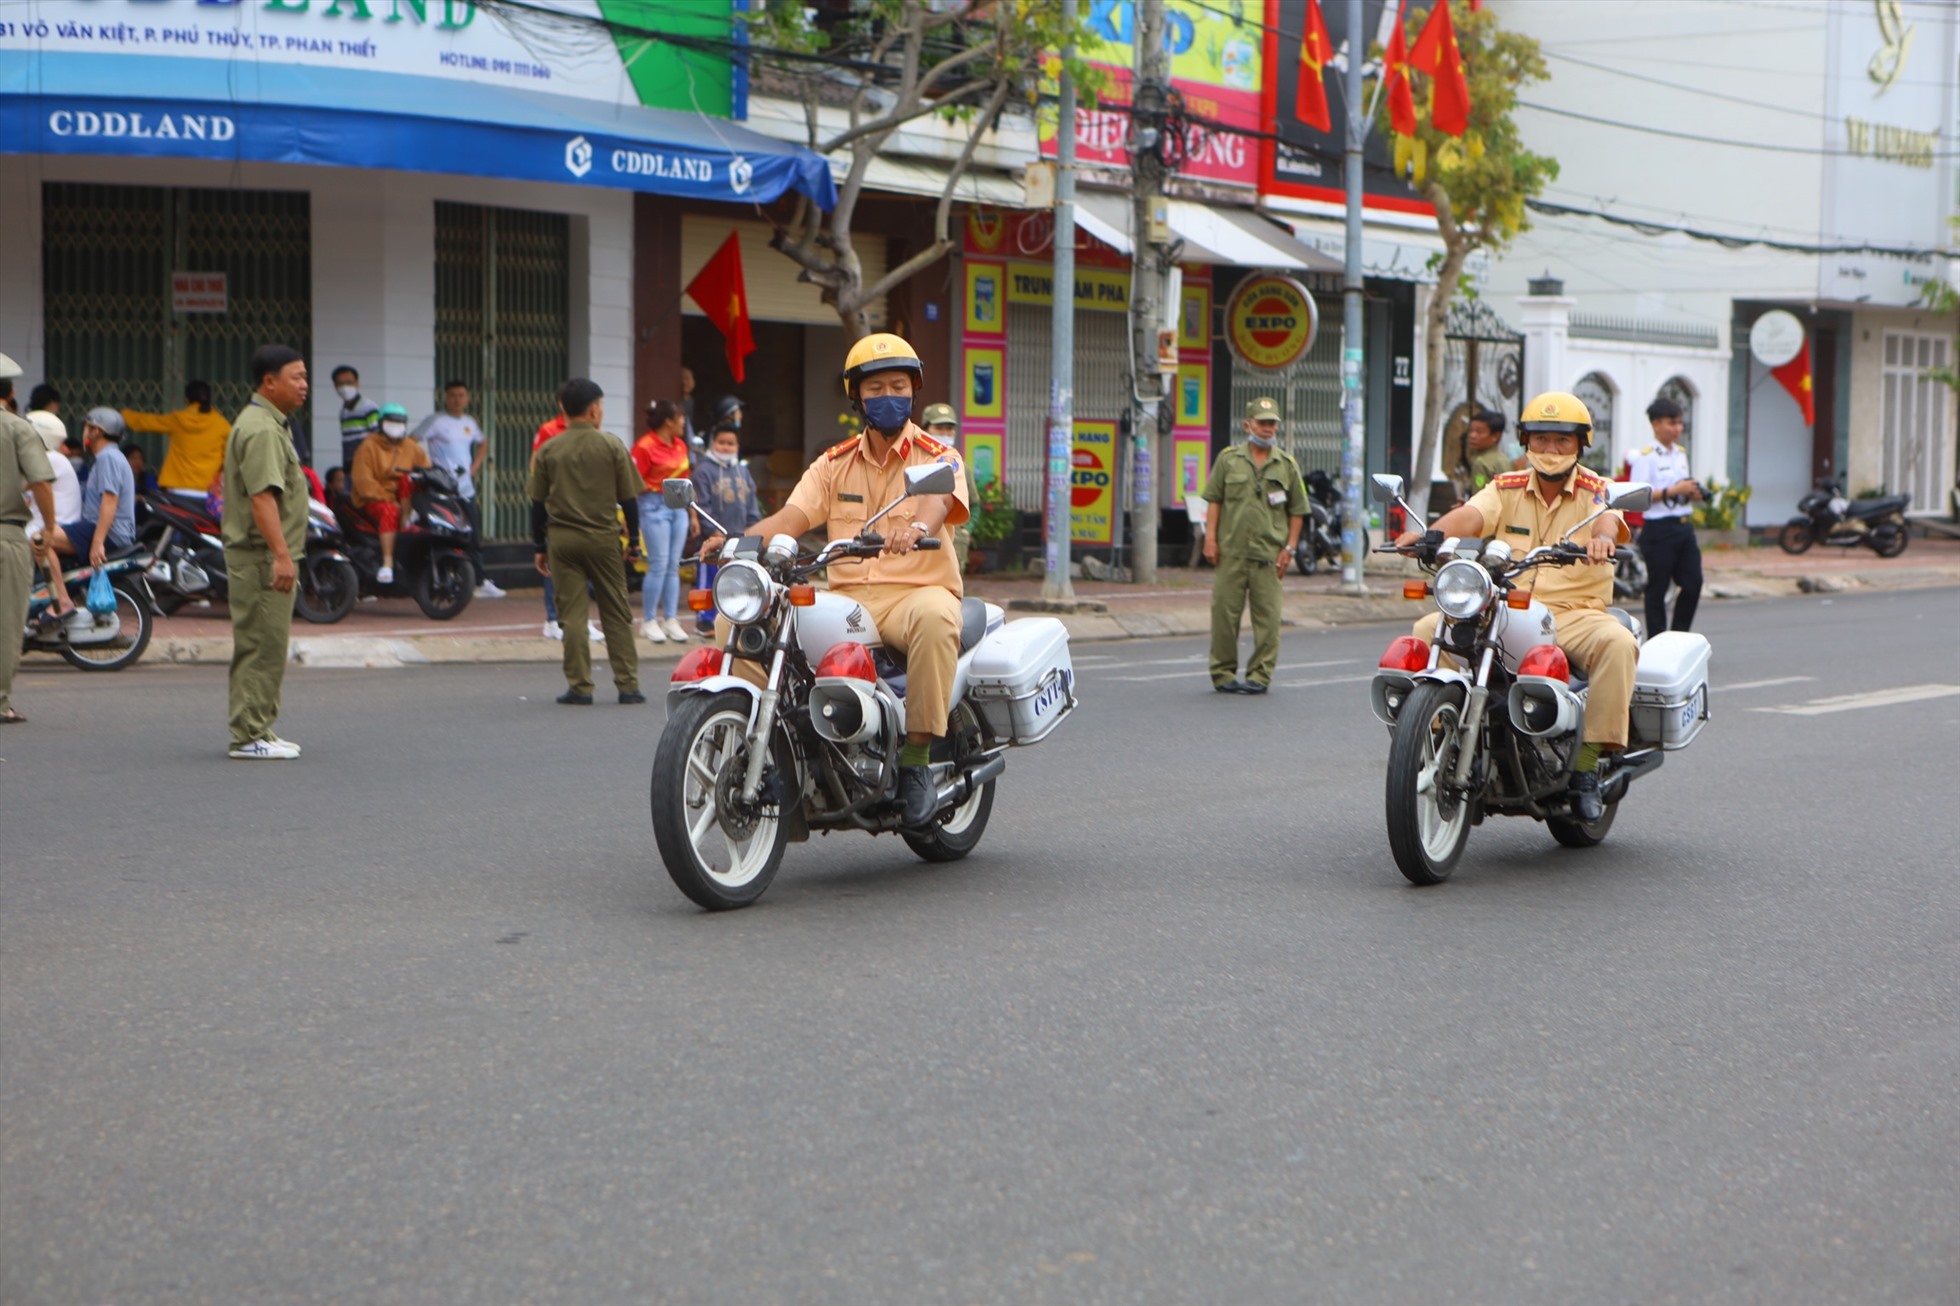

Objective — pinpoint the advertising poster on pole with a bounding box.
[1065,420,1117,545]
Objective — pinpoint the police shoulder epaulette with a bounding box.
[825,436,860,460]
[1573,467,1605,490]
[1635,445,1656,457]
[913,432,950,457]
[1493,470,1531,488]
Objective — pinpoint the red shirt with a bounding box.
[630,431,691,494]
[530,415,568,452]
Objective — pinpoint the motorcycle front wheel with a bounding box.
[651,690,789,910]
[412,553,473,620]
[1870,522,1909,558]
[1384,681,1472,885]
[59,578,153,672]
[1777,519,1816,554]
[296,556,359,624]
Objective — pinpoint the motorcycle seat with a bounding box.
[960,596,987,654]
[1844,496,1908,519]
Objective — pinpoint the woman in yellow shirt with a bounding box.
[122,380,231,500]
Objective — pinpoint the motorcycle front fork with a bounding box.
[1452,646,1497,789]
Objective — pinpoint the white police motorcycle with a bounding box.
[1367,474,1712,885]
[651,466,1076,910]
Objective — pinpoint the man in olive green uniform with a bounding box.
[1,352,60,724]
[223,345,312,759]
[1464,409,1513,494]
[1203,396,1306,695]
[528,378,643,705]
[920,404,979,571]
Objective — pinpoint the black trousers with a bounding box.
[1638,517,1702,633]
[463,496,486,584]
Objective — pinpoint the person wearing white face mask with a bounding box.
[686,418,761,637]
[350,402,430,585]
[334,365,380,473]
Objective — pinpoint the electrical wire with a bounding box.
[1540,49,1836,123]
[1516,100,1959,158]
[1525,199,1953,259]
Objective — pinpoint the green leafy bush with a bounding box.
[1690,480,1751,531]
[969,477,1018,545]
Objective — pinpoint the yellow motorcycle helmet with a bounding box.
[1518,390,1595,447]
[840,332,924,398]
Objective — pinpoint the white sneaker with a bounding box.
[660,616,690,642]
[642,619,667,643]
[376,565,395,584]
[588,623,605,642]
[543,620,564,640]
[229,739,300,760]
[475,580,507,599]
[269,735,302,754]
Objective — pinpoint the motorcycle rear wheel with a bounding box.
[652,691,788,910]
[1870,523,1909,558]
[412,554,473,621]
[58,578,153,672]
[1777,519,1815,554]
[296,557,359,624]
[901,707,998,863]
[1548,793,1619,847]
[1384,681,1472,885]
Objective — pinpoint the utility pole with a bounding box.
[1042,0,1078,601]
[1129,0,1169,584]
[1339,0,1369,595]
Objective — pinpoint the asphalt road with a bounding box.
[3,587,1957,1305]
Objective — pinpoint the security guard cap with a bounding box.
[841,332,924,398]
[919,403,958,428]
[0,352,19,381]
[1244,396,1281,423]
[1518,390,1595,448]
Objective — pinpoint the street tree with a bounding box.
[1377,1,1558,523]
[745,0,1102,340]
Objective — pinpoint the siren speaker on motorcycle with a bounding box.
[809,679,884,745]
[1506,677,1582,739]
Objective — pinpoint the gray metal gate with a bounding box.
[1003,303,1129,512]
[1225,293,1344,475]
[434,201,570,539]
[1438,299,1526,481]
[42,182,311,460]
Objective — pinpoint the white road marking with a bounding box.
[1752,684,1960,716]
[1718,676,1817,692]
[1101,659,1355,683]
[1272,673,1379,689]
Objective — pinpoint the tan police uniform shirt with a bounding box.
[786,423,972,594]
[1465,467,1625,610]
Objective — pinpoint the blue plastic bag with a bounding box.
[86,568,115,616]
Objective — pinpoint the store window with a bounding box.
[1572,371,1617,473]
[1881,331,1953,514]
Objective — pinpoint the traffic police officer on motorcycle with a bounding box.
[1625,397,1703,634]
[715,334,970,828]
[1398,391,1635,821]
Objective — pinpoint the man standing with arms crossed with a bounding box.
[224,345,311,760]
[1204,397,1306,696]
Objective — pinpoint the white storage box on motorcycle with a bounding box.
[967,617,1075,744]
[1629,630,1711,749]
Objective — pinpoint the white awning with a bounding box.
[1070,192,1135,255]
[1276,215,1446,283]
[1063,193,1345,273]
[847,156,1029,208]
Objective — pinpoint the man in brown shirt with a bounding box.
[350,403,430,585]
[709,334,969,826]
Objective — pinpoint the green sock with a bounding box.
[901,741,931,768]
[1573,742,1602,774]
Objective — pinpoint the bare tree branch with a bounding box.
[816,77,994,155]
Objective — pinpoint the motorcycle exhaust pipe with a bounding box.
[809,679,884,744]
[935,753,1006,809]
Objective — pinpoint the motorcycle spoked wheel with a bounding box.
[1777,519,1816,554]
[295,556,359,624]
[1870,523,1909,558]
[902,703,996,863]
[412,554,474,620]
[651,691,790,910]
[1548,766,1621,848]
[58,578,153,672]
[1384,681,1473,885]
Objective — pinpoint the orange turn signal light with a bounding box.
[1506,589,1533,610]
[1403,580,1430,600]
[687,589,714,612]
[788,584,816,606]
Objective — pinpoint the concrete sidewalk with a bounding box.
[42,535,1960,670]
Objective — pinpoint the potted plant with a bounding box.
[967,477,1018,572]
[1690,479,1752,550]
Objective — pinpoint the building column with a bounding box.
[1517,279,1575,407]
[633,194,683,428]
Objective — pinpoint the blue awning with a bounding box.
[1,52,837,209]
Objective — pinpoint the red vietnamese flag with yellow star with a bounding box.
[684,232,756,383]
[1771,336,1816,425]
[1409,0,1471,137]
[1384,8,1418,138]
[1295,0,1334,132]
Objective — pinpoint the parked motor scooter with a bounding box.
[333,467,475,619]
[1778,477,1910,557]
[22,547,158,671]
[294,497,362,624]
[138,492,228,614]
[1293,468,1370,576]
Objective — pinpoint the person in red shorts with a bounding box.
[349,403,429,585]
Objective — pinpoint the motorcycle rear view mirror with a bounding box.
[661,478,696,511]
[1608,482,1654,513]
[905,462,957,497]
[1371,473,1405,504]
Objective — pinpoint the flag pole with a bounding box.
[1339,0,1368,595]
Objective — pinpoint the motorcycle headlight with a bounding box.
[713,560,772,625]
[1433,558,1493,620]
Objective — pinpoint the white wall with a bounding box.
[0,155,632,463]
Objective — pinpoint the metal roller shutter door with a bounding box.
[1003,302,1130,512]
[680,215,887,327]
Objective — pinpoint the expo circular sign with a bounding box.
[1071,446,1109,507]
[1226,273,1318,371]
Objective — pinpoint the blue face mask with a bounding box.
[862,394,912,435]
